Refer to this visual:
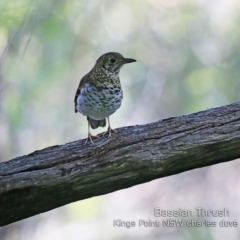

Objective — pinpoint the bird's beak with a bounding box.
[124,58,137,64]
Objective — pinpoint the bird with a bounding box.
[74,52,136,144]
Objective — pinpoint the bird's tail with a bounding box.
[87,117,106,129]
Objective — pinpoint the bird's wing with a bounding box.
[74,75,89,113]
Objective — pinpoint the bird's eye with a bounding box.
[110,58,116,63]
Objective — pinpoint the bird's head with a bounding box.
[95,52,136,75]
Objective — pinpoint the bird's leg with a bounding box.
[104,117,117,138]
[85,118,98,144]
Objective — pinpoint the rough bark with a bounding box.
[1,102,240,226]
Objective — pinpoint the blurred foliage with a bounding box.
[0,0,240,239]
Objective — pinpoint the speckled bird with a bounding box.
[74,52,136,143]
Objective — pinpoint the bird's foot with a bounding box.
[104,127,117,138]
[85,134,98,144]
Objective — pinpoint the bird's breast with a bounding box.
[76,83,123,119]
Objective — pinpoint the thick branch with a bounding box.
[1,102,240,226]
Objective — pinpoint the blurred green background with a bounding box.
[1,0,240,239]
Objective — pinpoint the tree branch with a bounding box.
[1,102,240,226]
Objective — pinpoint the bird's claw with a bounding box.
[104,127,117,138]
[85,134,98,144]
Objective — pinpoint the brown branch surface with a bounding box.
[1,102,240,226]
